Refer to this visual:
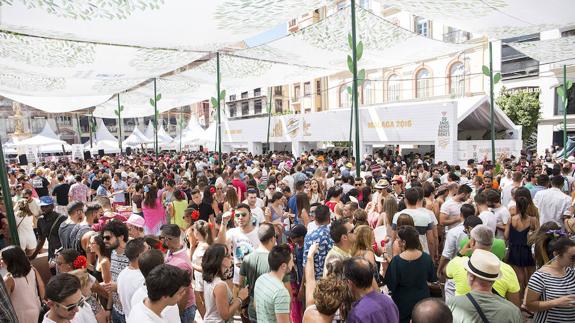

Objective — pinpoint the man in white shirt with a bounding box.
[127,264,190,323]
[534,175,572,228]
[243,189,265,225]
[501,171,522,207]
[218,203,261,285]
[117,238,147,318]
[440,185,472,233]
[486,190,511,239]
[130,250,181,323]
[475,192,497,234]
[43,273,83,323]
[392,188,435,259]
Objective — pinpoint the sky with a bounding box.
[244,22,288,47]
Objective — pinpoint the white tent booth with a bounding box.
[85,119,120,154]
[172,118,205,151]
[123,126,152,148]
[7,121,72,154]
[220,95,522,165]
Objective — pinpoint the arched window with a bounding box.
[363,80,374,105]
[449,62,465,97]
[416,68,431,99]
[387,74,400,102]
[339,85,350,108]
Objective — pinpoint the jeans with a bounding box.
[112,308,126,323]
[180,304,197,323]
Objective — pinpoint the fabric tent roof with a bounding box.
[509,36,575,64]
[143,121,155,141]
[123,126,152,147]
[12,121,69,147]
[381,0,575,39]
[0,1,334,112]
[86,119,120,153]
[0,0,331,49]
[457,95,517,132]
[174,117,207,144]
[93,5,470,118]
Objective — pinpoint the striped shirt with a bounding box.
[254,273,290,323]
[111,250,130,314]
[528,267,575,323]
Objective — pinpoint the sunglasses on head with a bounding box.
[56,297,85,312]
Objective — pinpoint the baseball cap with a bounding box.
[39,196,54,206]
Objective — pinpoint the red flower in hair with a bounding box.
[209,187,216,194]
[209,222,214,230]
[73,255,87,269]
[154,241,166,253]
[380,240,386,248]
[191,210,200,221]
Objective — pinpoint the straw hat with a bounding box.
[464,249,501,281]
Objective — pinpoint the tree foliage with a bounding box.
[495,86,541,143]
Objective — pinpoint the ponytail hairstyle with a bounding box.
[529,221,560,267]
[194,220,214,245]
[516,196,529,220]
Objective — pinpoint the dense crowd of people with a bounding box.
[1,149,575,323]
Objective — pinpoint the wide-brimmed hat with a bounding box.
[374,179,390,189]
[464,249,501,281]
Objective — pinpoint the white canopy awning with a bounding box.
[457,95,518,133]
[381,0,575,39]
[123,126,152,147]
[509,36,575,65]
[86,119,120,153]
[11,121,70,148]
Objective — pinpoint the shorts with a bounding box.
[18,228,37,250]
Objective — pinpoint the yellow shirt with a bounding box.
[446,256,520,297]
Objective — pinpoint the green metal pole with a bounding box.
[179,107,183,153]
[153,78,159,159]
[117,94,122,154]
[489,42,496,163]
[89,108,93,148]
[351,0,361,178]
[75,113,82,144]
[266,87,272,153]
[0,135,19,246]
[216,52,222,166]
[348,94,353,156]
[563,65,568,159]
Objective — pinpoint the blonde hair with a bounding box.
[351,225,374,256]
[383,196,398,226]
[69,269,91,290]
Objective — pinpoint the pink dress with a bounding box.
[10,269,41,323]
[142,197,166,235]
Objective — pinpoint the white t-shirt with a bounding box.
[130,285,181,323]
[492,206,510,239]
[440,199,463,232]
[42,312,81,323]
[392,208,434,253]
[249,206,265,226]
[117,267,145,317]
[478,210,497,234]
[75,303,97,323]
[127,299,168,323]
[533,187,572,227]
[226,226,261,284]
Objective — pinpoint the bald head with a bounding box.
[411,298,452,323]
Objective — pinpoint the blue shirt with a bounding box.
[302,224,334,279]
[347,291,399,323]
[529,185,546,198]
[288,194,299,224]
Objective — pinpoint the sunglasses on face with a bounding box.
[102,235,113,241]
[159,235,176,241]
[56,297,85,312]
[236,212,249,218]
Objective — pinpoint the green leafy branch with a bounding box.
[482,65,502,85]
[211,89,226,110]
[114,105,124,117]
[557,80,573,108]
[346,32,365,96]
[149,93,162,129]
